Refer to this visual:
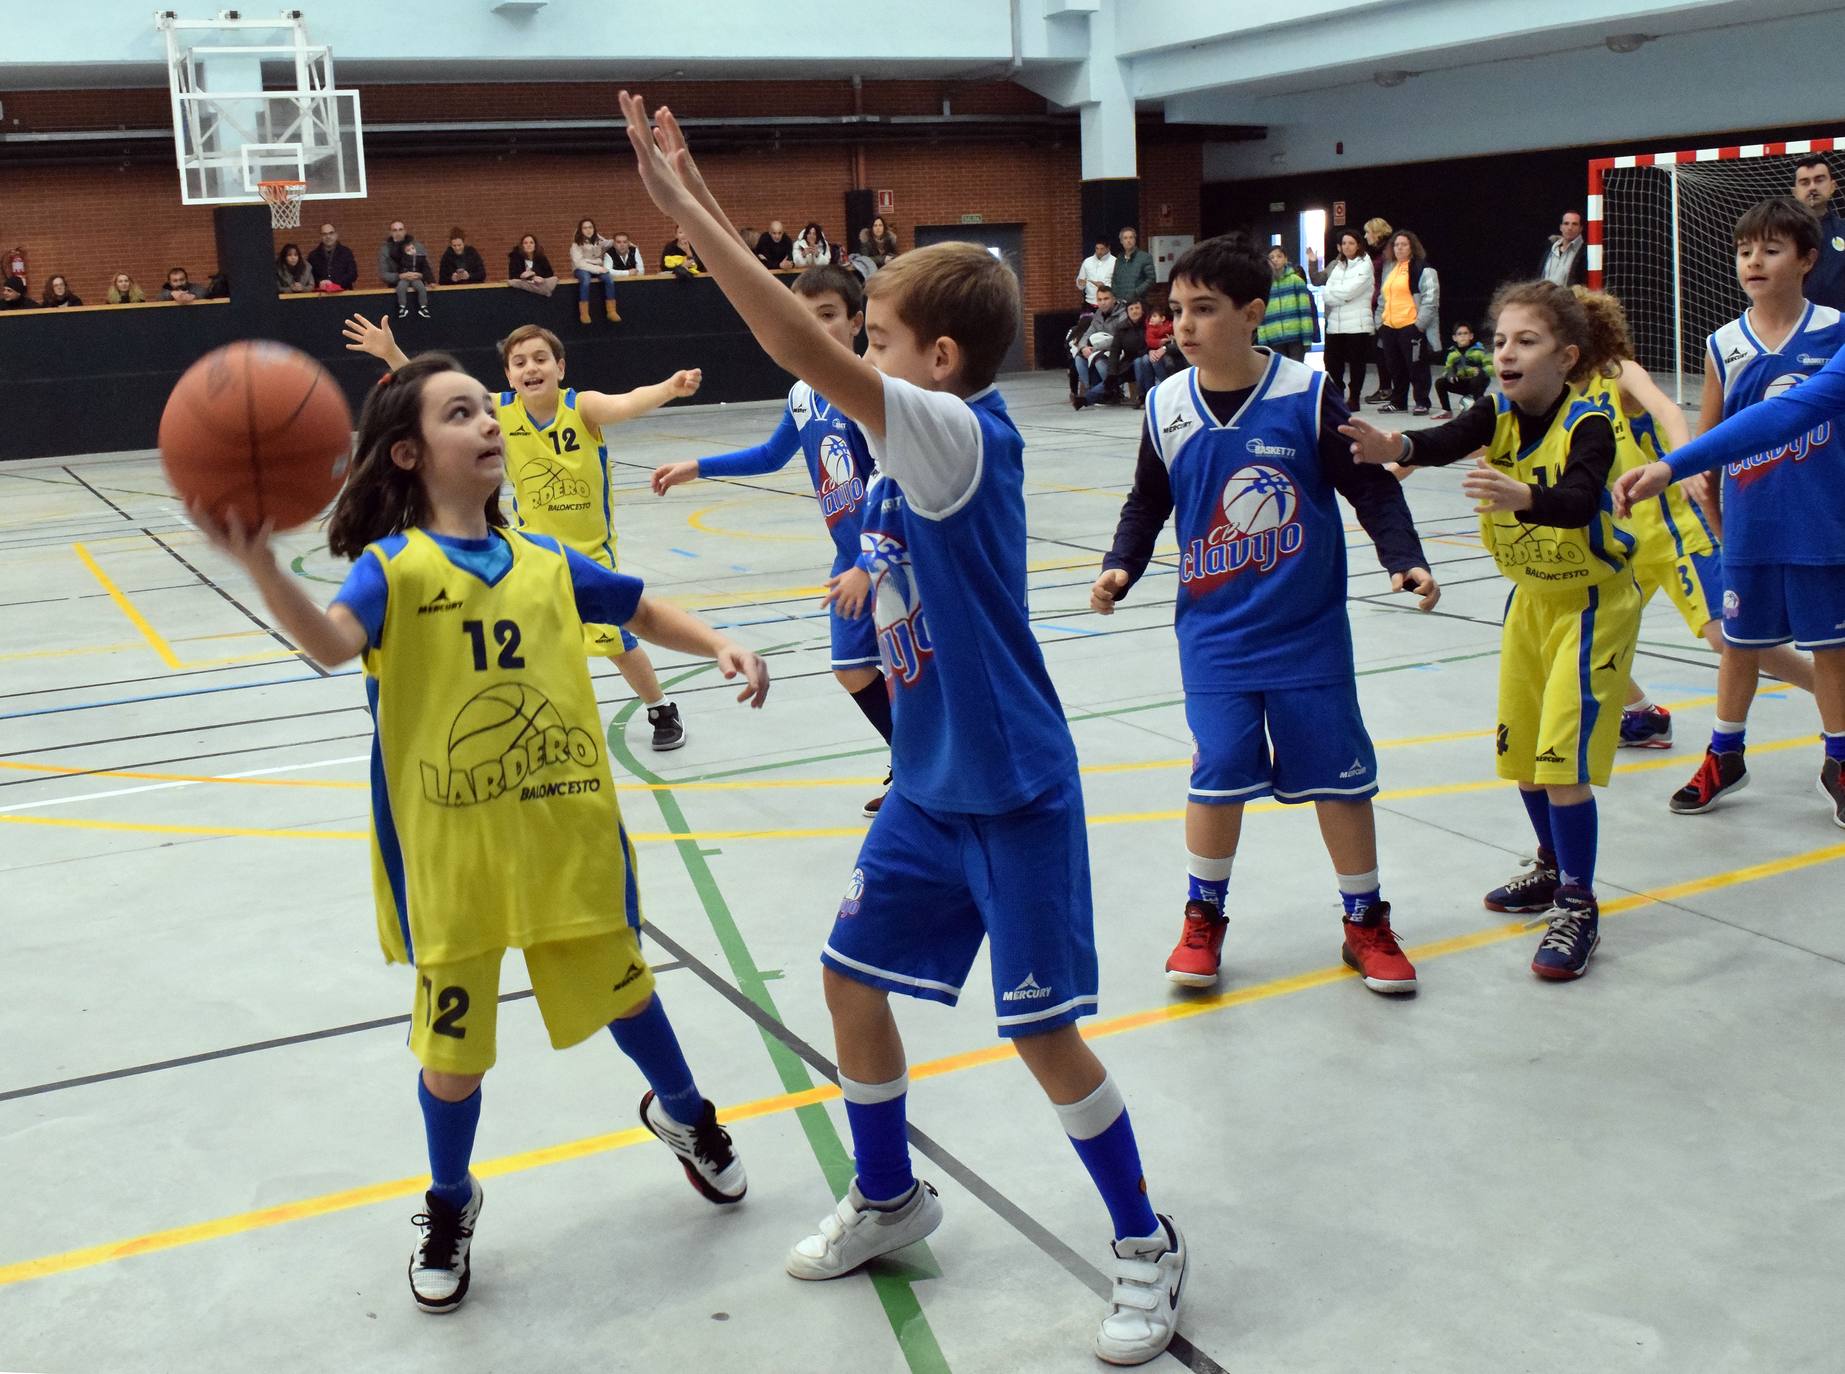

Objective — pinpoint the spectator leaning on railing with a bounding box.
[507,234,559,296]
[308,221,358,292]
[106,273,145,304]
[858,216,899,269]
[1,276,38,310]
[438,228,486,287]
[790,222,831,268]
[662,226,706,277]
[754,220,794,269]
[41,275,82,307]
[160,267,199,304]
[605,232,645,278]
[276,244,316,293]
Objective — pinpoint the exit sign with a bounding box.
[960,212,984,224]
[877,189,894,211]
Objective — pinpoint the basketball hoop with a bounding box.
[257,179,307,229]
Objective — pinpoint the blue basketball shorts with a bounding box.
[1720,562,1845,651]
[1184,680,1379,805]
[821,773,1099,1038]
[829,604,880,671]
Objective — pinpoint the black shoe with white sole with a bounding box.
[408,1177,482,1314]
[641,1092,747,1204]
[647,701,685,751]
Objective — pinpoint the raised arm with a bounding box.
[620,91,887,437]
[1617,358,1692,450]
[342,313,411,370]
[578,369,702,428]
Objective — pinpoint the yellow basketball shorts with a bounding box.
[1496,576,1641,788]
[1633,549,1722,639]
[408,928,656,1075]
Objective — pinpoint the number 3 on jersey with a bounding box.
[463,618,525,670]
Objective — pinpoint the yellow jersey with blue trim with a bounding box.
[1481,388,1636,590]
[1582,373,1716,565]
[359,528,633,967]
[500,387,618,567]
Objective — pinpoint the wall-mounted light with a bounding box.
[1604,33,1653,54]
[1373,70,1415,88]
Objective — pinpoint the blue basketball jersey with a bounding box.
[1708,302,1845,565]
[789,382,877,575]
[857,383,1077,814]
[1144,356,1352,689]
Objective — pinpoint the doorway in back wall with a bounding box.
[911,223,1028,376]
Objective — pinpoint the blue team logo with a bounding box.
[1179,462,1304,595]
[862,530,933,686]
[1727,372,1834,488]
[837,866,865,919]
[816,432,865,528]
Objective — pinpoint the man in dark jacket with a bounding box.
[1,275,38,310]
[754,221,794,269]
[1110,227,1157,303]
[307,222,359,291]
[1067,286,1129,409]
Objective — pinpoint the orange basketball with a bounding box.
[159,341,353,532]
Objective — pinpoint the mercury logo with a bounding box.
[1003,972,1054,1002]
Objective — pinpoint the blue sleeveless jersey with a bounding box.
[858,386,1077,814]
[789,382,877,576]
[1709,303,1845,565]
[1145,356,1352,689]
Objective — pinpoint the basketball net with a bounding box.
[257,179,307,230]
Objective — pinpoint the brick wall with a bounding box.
[1,81,1204,362]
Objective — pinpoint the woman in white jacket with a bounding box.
[791,222,832,267]
[1319,230,1376,411]
[1373,229,1440,414]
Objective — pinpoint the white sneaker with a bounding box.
[785,1179,942,1280]
[641,1091,747,1204]
[408,1176,482,1314]
[1094,1214,1187,1366]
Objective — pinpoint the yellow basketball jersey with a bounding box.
[1582,373,1717,565]
[500,387,617,567]
[1480,388,1636,590]
[360,528,634,967]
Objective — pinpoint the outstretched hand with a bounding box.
[1339,416,1406,465]
[1460,456,1532,513]
[716,643,770,708]
[341,313,397,361]
[668,368,703,399]
[1612,460,1672,517]
[651,460,699,495]
[619,91,700,221]
[1391,566,1441,611]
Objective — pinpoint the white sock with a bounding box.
[1185,852,1233,883]
[646,694,671,709]
[1629,692,1654,714]
[1714,717,1747,736]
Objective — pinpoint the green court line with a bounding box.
[607,664,950,1374]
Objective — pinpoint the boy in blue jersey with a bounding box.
[1616,196,1845,827]
[619,93,1191,1367]
[651,265,892,815]
[1091,236,1440,994]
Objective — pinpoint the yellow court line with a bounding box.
[71,543,183,670]
[3,837,1838,1289]
[0,738,1822,846]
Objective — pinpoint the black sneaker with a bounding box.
[1670,749,1748,814]
[408,1177,482,1314]
[397,305,409,319]
[647,701,685,752]
[1364,389,1390,404]
[641,1092,747,1203]
[862,766,892,819]
[417,306,432,319]
[1821,758,1845,829]
[1484,857,1559,913]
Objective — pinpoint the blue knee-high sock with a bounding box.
[1187,852,1233,912]
[840,1072,915,1205]
[608,995,705,1126]
[1548,796,1599,894]
[1519,788,1556,865]
[417,1076,482,1209]
[1824,730,1845,763]
[1057,1075,1159,1242]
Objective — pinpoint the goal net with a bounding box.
[1589,137,1842,404]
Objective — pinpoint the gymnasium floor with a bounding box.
[3,370,1841,1374]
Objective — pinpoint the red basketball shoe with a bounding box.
[1341,904,1418,994]
[1165,902,1227,988]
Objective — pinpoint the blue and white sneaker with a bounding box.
[1531,888,1600,981]
[1619,704,1673,749]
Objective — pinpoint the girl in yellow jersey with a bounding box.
[1570,289,1815,750]
[1343,281,1636,981]
[343,314,698,751]
[189,353,770,1315]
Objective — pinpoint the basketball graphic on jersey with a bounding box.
[1180,462,1306,596]
[1763,372,1806,402]
[518,456,591,512]
[862,530,934,686]
[421,683,601,807]
[815,430,866,527]
[1219,464,1298,538]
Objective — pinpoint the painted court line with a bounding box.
[3,836,1837,1289]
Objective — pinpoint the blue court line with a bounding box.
[668,547,700,559]
[1036,621,1103,637]
[0,672,355,721]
